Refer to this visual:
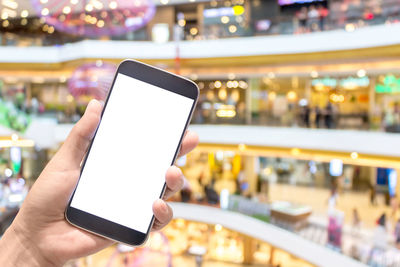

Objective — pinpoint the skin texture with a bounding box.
[0,99,199,267]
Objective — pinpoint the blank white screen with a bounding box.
[71,73,194,233]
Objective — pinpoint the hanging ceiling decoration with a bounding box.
[68,61,117,101]
[30,0,156,37]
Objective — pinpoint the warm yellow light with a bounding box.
[178,19,186,27]
[216,106,236,118]
[218,88,228,100]
[97,20,105,28]
[0,139,35,148]
[70,0,78,4]
[21,18,27,25]
[238,143,246,151]
[239,80,248,89]
[176,219,185,228]
[287,91,297,101]
[330,93,345,103]
[48,26,55,34]
[93,0,103,9]
[190,27,198,35]
[345,23,355,32]
[1,12,8,20]
[109,1,118,9]
[350,152,359,159]
[2,20,9,27]
[215,224,223,231]
[291,148,301,156]
[221,16,229,24]
[214,80,222,88]
[269,91,276,101]
[41,8,49,16]
[21,10,29,18]
[310,71,318,78]
[268,72,275,79]
[231,89,240,102]
[42,24,49,32]
[67,95,74,102]
[228,25,237,33]
[62,6,71,14]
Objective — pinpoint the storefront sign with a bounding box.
[340,77,369,89]
[203,6,244,18]
[376,75,400,93]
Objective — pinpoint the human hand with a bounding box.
[0,99,198,267]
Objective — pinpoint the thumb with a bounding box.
[52,99,103,170]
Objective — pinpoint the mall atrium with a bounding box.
[1,0,400,266]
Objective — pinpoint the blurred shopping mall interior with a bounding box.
[3,0,400,266]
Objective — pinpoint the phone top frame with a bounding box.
[65,59,199,246]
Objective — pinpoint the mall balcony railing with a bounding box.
[1,2,400,47]
[190,109,386,132]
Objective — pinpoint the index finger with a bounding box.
[178,131,199,157]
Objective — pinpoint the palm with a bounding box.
[18,166,112,264]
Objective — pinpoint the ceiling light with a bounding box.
[2,0,18,9]
[310,71,318,78]
[221,16,229,24]
[357,69,366,77]
[41,8,49,16]
[160,0,169,4]
[109,1,117,9]
[70,0,78,4]
[63,6,71,14]
[48,26,55,34]
[20,9,29,18]
[40,0,48,3]
[85,4,94,12]
[1,12,8,20]
[97,20,105,28]
[228,25,237,33]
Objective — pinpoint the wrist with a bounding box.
[0,224,56,267]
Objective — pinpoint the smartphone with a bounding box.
[65,60,198,246]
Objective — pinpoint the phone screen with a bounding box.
[70,73,194,234]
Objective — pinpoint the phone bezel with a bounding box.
[65,59,199,246]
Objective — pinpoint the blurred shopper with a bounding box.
[395,218,400,249]
[300,105,310,127]
[314,106,322,128]
[318,5,329,31]
[180,178,192,203]
[204,178,219,205]
[324,102,334,129]
[308,5,320,31]
[370,213,388,263]
[369,184,377,206]
[296,7,308,33]
[351,208,362,237]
